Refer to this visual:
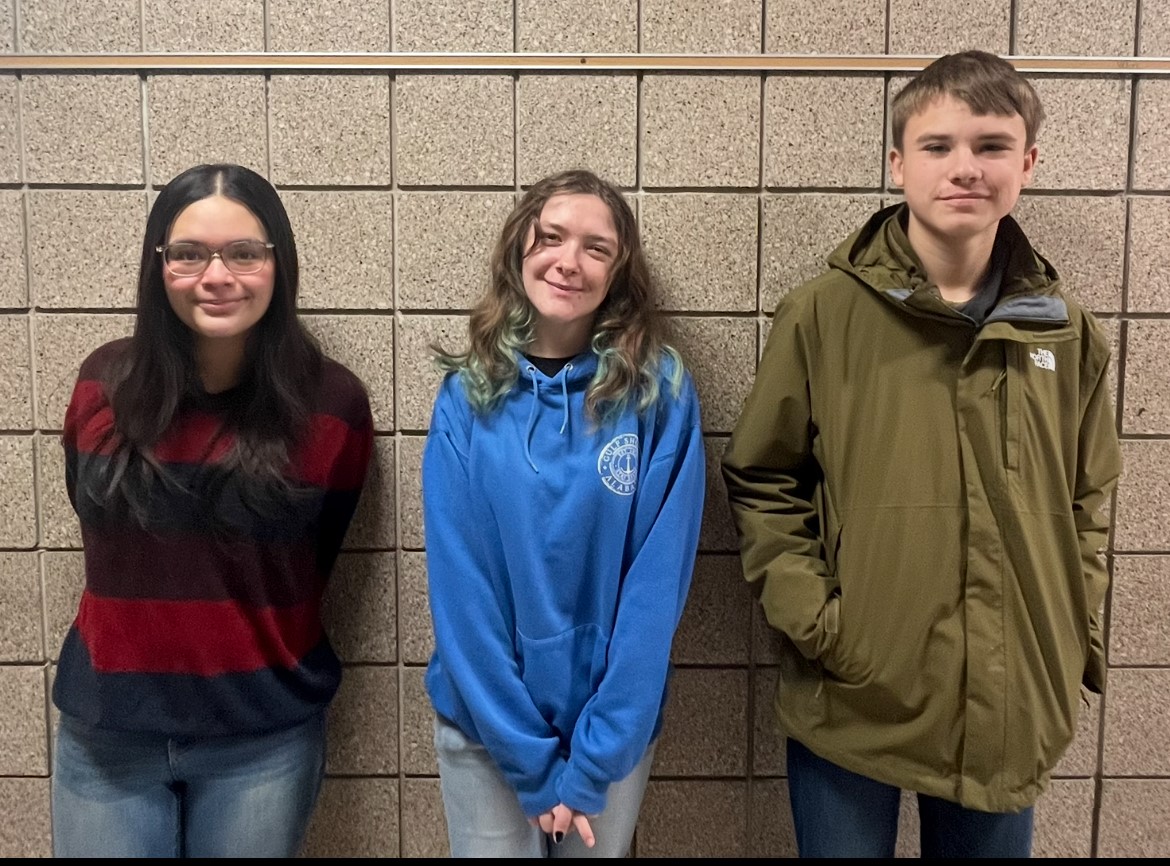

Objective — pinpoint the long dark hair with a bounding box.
[98,163,323,522]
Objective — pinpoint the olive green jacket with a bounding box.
[722,205,1121,812]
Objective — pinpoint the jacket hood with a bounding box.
[826,203,1068,327]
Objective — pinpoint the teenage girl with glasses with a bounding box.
[51,164,374,858]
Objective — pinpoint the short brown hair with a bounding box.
[891,50,1044,150]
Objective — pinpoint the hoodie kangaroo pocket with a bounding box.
[517,623,607,736]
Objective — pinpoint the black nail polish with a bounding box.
[553,831,564,844]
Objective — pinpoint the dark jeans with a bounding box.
[786,738,1034,858]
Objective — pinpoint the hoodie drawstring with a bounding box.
[559,363,573,435]
[523,362,575,472]
[524,365,540,473]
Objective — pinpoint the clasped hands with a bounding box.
[530,803,596,848]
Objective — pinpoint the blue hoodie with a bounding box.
[422,350,705,817]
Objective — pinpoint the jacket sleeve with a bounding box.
[721,296,839,661]
[422,379,567,816]
[556,376,705,815]
[1075,322,1122,694]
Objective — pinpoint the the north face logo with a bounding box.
[1030,348,1056,371]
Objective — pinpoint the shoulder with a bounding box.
[69,338,130,418]
[430,370,477,431]
[77,337,131,382]
[774,267,860,319]
[316,356,373,429]
[651,348,694,397]
[649,348,701,430]
[1061,298,1114,377]
[761,269,856,360]
[655,347,685,385]
[66,340,128,433]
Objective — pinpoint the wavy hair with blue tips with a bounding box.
[434,169,682,421]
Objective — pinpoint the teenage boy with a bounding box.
[722,50,1121,858]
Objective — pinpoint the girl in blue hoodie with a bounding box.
[423,170,705,857]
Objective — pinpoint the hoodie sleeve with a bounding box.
[721,294,840,662]
[555,374,705,815]
[422,376,567,816]
[1075,318,1122,694]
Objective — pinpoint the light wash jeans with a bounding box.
[51,711,326,858]
[786,738,1035,858]
[434,715,655,858]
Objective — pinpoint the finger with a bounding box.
[573,813,596,849]
[551,804,573,843]
[538,812,556,835]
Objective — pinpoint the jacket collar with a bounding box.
[829,203,1068,328]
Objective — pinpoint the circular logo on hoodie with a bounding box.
[598,434,639,496]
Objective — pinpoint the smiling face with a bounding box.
[521,193,619,357]
[889,94,1038,248]
[163,195,275,356]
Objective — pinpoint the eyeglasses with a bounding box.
[156,240,275,277]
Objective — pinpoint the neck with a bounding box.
[196,336,247,393]
[529,321,591,359]
[906,215,997,304]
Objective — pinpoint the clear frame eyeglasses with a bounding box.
[156,240,275,277]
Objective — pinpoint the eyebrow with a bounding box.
[914,132,1019,145]
[539,220,618,247]
[166,236,265,245]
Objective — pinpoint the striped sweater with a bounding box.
[53,339,374,736]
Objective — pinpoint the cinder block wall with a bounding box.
[1,1,1167,857]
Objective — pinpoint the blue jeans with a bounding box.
[434,716,655,858]
[51,711,326,858]
[786,738,1034,858]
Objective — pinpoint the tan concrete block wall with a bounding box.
[1,0,1166,857]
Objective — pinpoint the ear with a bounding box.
[1021,144,1039,187]
[888,148,905,188]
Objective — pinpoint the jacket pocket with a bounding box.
[818,521,872,686]
[819,593,869,685]
[517,623,608,737]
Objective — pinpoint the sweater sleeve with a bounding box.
[62,346,119,514]
[423,377,567,816]
[1075,319,1122,694]
[63,378,84,512]
[316,389,374,578]
[555,375,705,815]
[721,295,841,662]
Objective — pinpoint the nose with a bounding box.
[949,147,980,183]
[554,243,581,275]
[200,253,235,282]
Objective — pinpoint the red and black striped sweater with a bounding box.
[53,339,374,736]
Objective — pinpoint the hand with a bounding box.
[534,803,595,848]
